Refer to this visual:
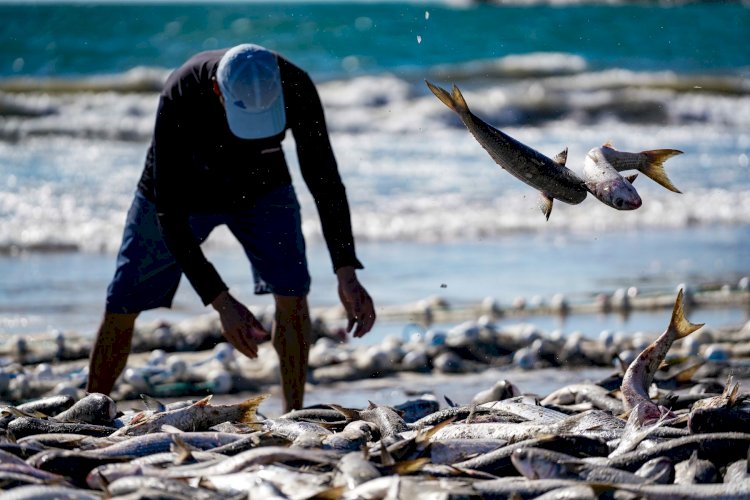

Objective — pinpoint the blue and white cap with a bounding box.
[216,44,286,139]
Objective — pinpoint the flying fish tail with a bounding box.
[425,80,470,116]
[668,289,704,340]
[640,149,683,193]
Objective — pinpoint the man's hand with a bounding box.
[336,266,376,338]
[211,291,270,359]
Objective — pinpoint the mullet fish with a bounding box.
[112,393,267,436]
[621,289,704,424]
[425,80,588,220]
[583,147,642,210]
[597,142,683,193]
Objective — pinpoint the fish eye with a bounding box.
[615,198,624,208]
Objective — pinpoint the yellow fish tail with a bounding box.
[238,393,270,423]
[425,80,470,116]
[669,289,704,340]
[640,149,683,193]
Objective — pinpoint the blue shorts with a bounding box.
[106,185,311,314]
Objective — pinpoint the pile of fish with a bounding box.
[426,80,682,220]
[2,291,750,499]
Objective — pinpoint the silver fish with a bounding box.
[0,484,103,499]
[605,432,750,472]
[52,393,117,426]
[102,476,220,499]
[261,417,332,442]
[541,382,624,414]
[157,446,339,479]
[330,402,408,439]
[621,289,704,424]
[473,477,589,498]
[604,482,750,499]
[333,451,381,489]
[674,451,719,485]
[723,457,750,484]
[583,146,642,210]
[112,394,267,436]
[511,447,648,484]
[598,142,683,192]
[453,434,609,476]
[426,80,588,220]
[196,465,331,499]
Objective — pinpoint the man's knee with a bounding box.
[273,295,309,317]
[102,311,139,328]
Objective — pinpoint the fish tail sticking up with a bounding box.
[640,149,683,193]
[669,289,705,340]
[425,80,470,117]
[238,393,270,423]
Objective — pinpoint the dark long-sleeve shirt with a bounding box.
[137,48,362,305]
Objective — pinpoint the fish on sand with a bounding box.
[425,80,588,220]
[620,289,704,424]
[112,394,268,436]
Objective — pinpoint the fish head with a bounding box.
[590,177,642,210]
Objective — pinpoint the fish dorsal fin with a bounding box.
[194,395,213,407]
[444,395,457,408]
[367,401,378,410]
[140,394,166,412]
[626,173,638,184]
[603,141,615,149]
[417,416,456,444]
[553,147,568,165]
[328,404,359,420]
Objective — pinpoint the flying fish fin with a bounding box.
[539,193,554,221]
[553,148,568,165]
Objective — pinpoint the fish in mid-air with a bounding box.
[425,80,588,220]
[583,147,643,210]
[597,143,682,193]
[583,142,683,210]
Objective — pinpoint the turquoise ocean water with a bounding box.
[1,1,749,342]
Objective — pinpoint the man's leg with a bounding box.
[272,295,311,412]
[86,311,138,395]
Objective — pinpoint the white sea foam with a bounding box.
[1,59,748,254]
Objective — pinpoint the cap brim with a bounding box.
[225,92,286,140]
